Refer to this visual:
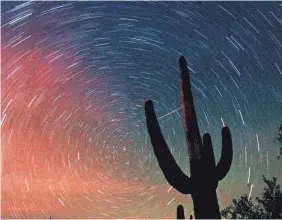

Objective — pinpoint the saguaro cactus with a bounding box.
[177,205,185,219]
[145,56,233,219]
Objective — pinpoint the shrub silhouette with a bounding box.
[221,176,282,219]
[145,56,233,219]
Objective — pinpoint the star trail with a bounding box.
[1,1,282,219]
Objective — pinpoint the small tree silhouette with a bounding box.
[221,176,282,219]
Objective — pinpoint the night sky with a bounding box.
[1,1,282,219]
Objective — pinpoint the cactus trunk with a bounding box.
[192,189,221,219]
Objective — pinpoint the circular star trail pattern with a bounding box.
[1,1,282,219]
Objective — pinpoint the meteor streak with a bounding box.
[157,107,182,120]
[167,197,175,206]
[247,166,251,185]
[256,134,260,152]
[266,151,269,171]
[248,184,254,201]
[239,109,245,125]
[221,117,225,127]
[245,146,247,164]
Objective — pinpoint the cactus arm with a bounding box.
[202,133,216,167]
[177,205,185,219]
[216,126,233,180]
[145,100,192,194]
[179,56,203,160]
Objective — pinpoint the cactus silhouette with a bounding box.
[144,56,233,219]
[177,205,185,219]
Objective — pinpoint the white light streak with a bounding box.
[221,117,225,127]
[247,166,251,185]
[6,66,21,80]
[248,184,254,201]
[167,186,173,193]
[25,178,29,192]
[275,63,282,76]
[58,198,65,207]
[28,95,38,108]
[158,107,182,120]
[204,111,210,125]
[167,197,175,206]
[3,99,13,114]
[245,146,247,164]
[239,109,245,125]
[256,134,260,152]
[12,35,31,47]
[266,151,269,171]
